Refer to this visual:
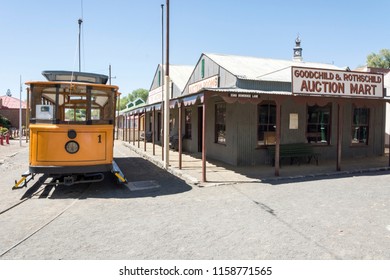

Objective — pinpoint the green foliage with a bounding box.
[0,114,11,128]
[366,49,390,68]
[64,109,86,121]
[119,88,148,110]
[0,127,9,136]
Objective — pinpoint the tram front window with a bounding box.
[29,83,116,125]
[64,108,87,122]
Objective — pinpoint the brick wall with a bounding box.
[0,109,27,128]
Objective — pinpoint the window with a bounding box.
[215,103,226,144]
[201,59,205,79]
[352,107,369,145]
[306,104,331,144]
[64,108,86,122]
[169,113,174,133]
[184,108,192,139]
[91,109,100,120]
[258,102,276,145]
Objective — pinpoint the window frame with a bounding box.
[257,101,276,146]
[351,106,370,145]
[306,103,332,145]
[215,102,226,145]
[184,108,192,139]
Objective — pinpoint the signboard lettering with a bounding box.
[229,93,260,98]
[189,75,219,94]
[147,86,163,104]
[292,67,383,98]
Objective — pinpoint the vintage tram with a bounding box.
[14,70,127,188]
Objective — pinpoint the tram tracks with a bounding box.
[0,180,92,258]
[0,186,45,216]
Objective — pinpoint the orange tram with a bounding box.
[14,71,127,188]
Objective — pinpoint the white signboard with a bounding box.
[292,66,383,98]
[289,113,298,129]
[189,75,219,94]
[148,86,163,104]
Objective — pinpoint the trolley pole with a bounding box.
[163,0,170,169]
[78,18,83,72]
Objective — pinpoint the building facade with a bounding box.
[123,47,388,179]
[0,95,27,128]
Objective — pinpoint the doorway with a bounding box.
[198,106,203,152]
[157,112,161,142]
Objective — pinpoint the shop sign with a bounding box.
[148,86,163,104]
[292,66,383,98]
[229,93,260,99]
[189,75,219,94]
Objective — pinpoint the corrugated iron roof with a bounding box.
[204,53,343,82]
[160,64,193,92]
[204,87,292,96]
[0,95,27,109]
[169,65,194,92]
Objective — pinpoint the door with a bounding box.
[157,112,161,142]
[198,106,203,152]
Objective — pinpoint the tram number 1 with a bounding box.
[98,134,102,143]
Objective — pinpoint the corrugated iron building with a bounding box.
[125,48,388,179]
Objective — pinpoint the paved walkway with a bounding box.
[0,139,28,165]
[119,140,390,187]
[3,139,389,187]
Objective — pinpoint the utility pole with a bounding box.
[109,64,112,85]
[161,3,164,161]
[163,0,170,169]
[19,76,22,147]
[110,64,120,140]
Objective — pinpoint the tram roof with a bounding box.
[25,80,120,93]
[41,70,109,84]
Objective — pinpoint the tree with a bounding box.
[0,114,11,128]
[119,88,148,110]
[366,49,390,68]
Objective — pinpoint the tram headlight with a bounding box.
[68,129,77,139]
[65,141,79,154]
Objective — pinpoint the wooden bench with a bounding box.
[267,143,320,166]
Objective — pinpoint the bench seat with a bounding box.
[267,143,320,166]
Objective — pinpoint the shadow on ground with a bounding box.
[260,169,390,185]
[19,157,192,200]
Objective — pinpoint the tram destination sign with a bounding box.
[292,66,383,98]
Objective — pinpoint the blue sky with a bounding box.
[1,0,389,100]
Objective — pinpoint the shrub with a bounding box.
[0,114,11,129]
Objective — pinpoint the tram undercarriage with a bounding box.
[13,160,127,189]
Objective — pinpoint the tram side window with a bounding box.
[351,107,369,145]
[306,104,331,144]
[257,102,276,146]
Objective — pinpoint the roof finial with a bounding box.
[295,34,301,47]
[293,34,303,62]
